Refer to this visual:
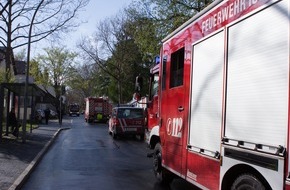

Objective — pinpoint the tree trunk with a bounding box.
[5,1,13,82]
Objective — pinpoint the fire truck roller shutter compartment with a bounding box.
[189,31,224,157]
[225,0,288,153]
[222,0,289,189]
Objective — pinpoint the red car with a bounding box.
[108,107,145,140]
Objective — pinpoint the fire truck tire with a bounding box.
[231,173,265,190]
[140,134,144,141]
[153,143,174,185]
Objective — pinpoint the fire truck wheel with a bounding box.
[231,173,265,190]
[140,134,144,141]
[153,143,174,185]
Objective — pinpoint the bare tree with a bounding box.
[0,0,89,81]
[78,11,136,104]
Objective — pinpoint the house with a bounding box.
[0,47,57,139]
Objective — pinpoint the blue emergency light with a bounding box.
[155,56,160,64]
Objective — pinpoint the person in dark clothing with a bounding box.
[57,108,63,125]
[8,109,20,137]
[135,74,143,92]
[44,108,50,125]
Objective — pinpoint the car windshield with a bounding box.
[117,108,143,119]
[70,105,79,110]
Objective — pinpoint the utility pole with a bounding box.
[59,96,62,126]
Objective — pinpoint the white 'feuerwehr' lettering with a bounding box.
[201,0,251,34]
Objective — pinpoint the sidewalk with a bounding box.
[0,118,71,190]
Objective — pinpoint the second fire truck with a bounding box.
[84,97,112,123]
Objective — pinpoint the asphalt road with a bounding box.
[21,116,197,190]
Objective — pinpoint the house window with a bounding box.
[162,57,167,91]
[19,96,32,107]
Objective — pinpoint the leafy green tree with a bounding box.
[125,0,213,62]
[131,0,212,33]
[107,38,149,103]
[0,67,14,83]
[29,59,50,86]
[35,46,77,97]
[66,63,97,97]
[64,60,112,106]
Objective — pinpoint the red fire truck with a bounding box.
[84,97,112,123]
[143,0,290,189]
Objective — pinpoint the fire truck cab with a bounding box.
[145,0,290,189]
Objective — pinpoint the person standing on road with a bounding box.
[44,107,50,125]
[8,108,20,137]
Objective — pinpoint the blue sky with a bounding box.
[30,0,133,57]
[69,0,133,45]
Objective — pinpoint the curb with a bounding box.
[8,127,71,190]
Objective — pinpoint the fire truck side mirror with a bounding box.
[147,101,152,108]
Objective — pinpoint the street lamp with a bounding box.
[22,1,44,143]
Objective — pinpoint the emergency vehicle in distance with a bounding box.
[84,97,112,123]
[138,0,290,189]
[68,103,80,116]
